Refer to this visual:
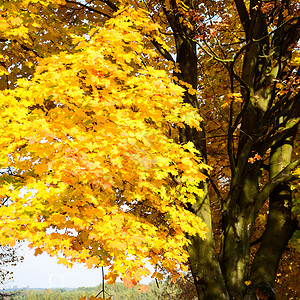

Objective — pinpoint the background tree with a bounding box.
[0,189,23,292]
[0,243,22,286]
[0,1,299,300]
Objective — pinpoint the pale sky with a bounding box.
[5,243,152,290]
[6,243,106,289]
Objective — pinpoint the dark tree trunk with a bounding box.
[174,18,230,300]
[158,0,300,299]
[244,127,298,299]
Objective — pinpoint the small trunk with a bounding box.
[188,192,230,300]
[221,166,260,299]
[221,206,256,299]
[245,126,297,299]
[174,32,229,299]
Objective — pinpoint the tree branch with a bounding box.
[255,158,300,212]
[234,0,250,34]
[100,0,118,12]
[65,0,112,18]
[208,175,224,202]
[0,38,42,58]
[150,39,175,62]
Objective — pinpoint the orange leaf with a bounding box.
[137,284,149,293]
[34,248,43,256]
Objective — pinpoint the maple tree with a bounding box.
[0,0,209,290]
[0,244,23,285]
[0,0,299,299]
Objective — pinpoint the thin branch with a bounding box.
[208,175,224,202]
[65,0,112,18]
[99,0,118,12]
[199,134,238,141]
[265,119,299,151]
[250,236,262,247]
[197,39,233,65]
[228,112,236,173]
[262,97,300,150]
[255,158,300,212]
[228,68,236,173]
[0,38,42,58]
[151,39,175,62]
[95,266,112,299]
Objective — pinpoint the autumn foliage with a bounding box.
[0,0,300,299]
[0,4,208,285]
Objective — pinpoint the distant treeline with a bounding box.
[0,278,198,300]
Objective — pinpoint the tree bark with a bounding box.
[221,172,258,299]
[188,192,230,300]
[161,0,300,298]
[219,7,270,298]
[244,126,298,299]
[170,5,230,297]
